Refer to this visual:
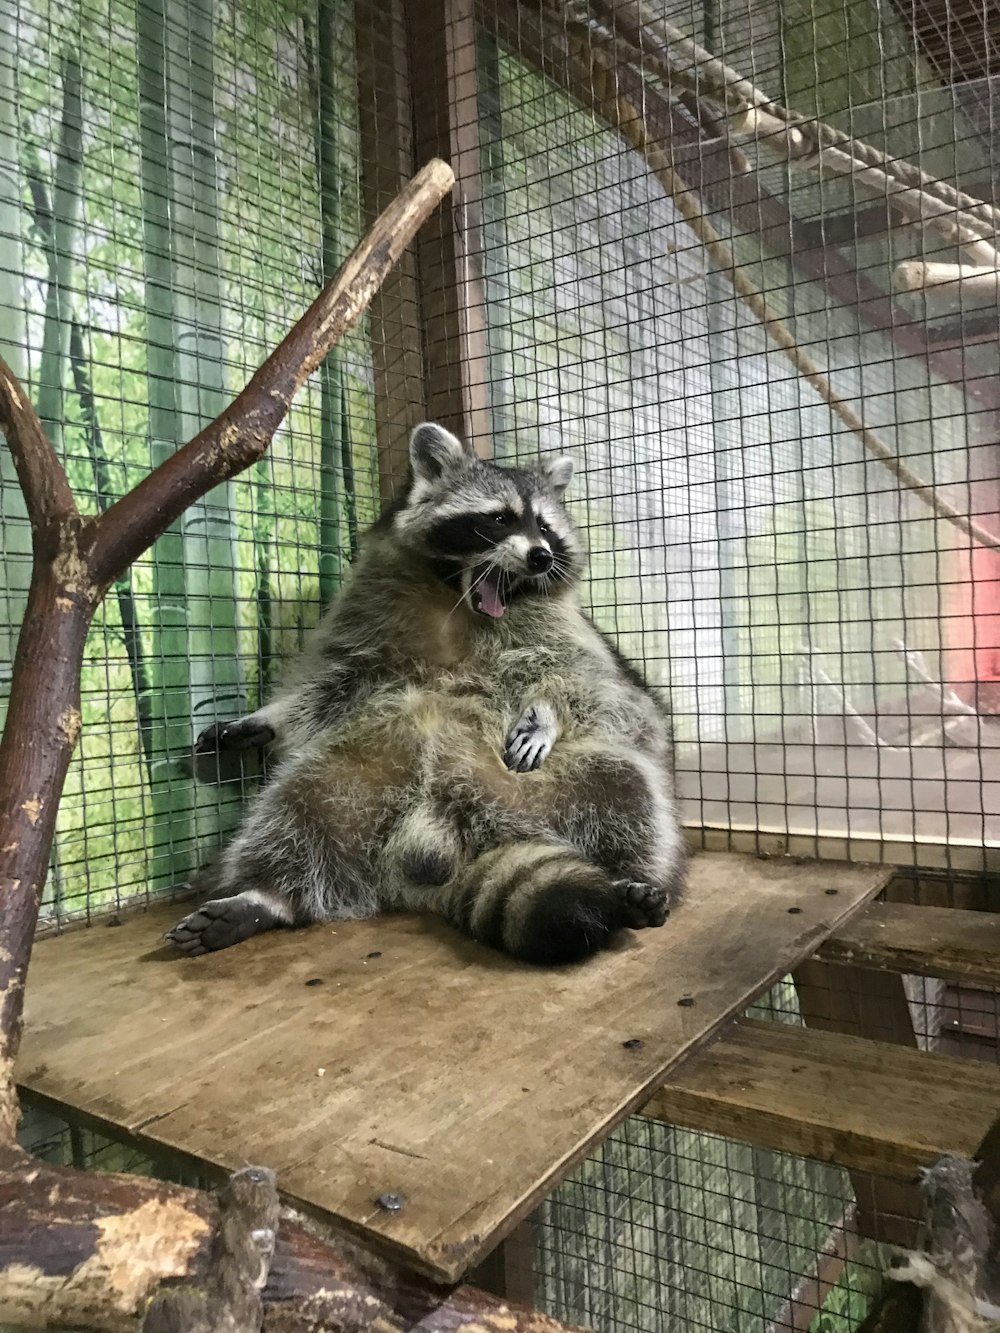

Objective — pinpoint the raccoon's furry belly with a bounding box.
[261,683,654,911]
[281,686,544,888]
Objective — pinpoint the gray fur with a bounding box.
[169,423,686,964]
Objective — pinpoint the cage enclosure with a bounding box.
[2,0,1000,1326]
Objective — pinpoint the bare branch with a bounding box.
[0,355,78,545]
[87,158,455,588]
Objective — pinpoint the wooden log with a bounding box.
[895,261,1000,297]
[585,0,1000,268]
[0,1146,586,1332]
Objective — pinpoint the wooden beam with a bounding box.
[355,0,427,503]
[767,1213,860,1333]
[819,902,1000,988]
[926,316,1000,350]
[792,955,925,1247]
[470,1221,538,1308]
[407,0,491,453]
[642,1018,1000,1181]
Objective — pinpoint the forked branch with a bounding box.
[0,361,77,547]
[87,158,456,586]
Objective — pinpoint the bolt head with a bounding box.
[376,1191,405,1213]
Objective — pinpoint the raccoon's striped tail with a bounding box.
[444,841,670,965]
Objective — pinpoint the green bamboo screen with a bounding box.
[1,0,380,918]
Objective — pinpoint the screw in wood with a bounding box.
[376,1191,406,1213]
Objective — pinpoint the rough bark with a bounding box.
[0,1147,586,1332]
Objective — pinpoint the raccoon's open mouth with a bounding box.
[468,563,510,619]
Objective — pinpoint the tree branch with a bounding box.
[86,157,455,588]
[0,358,77,546]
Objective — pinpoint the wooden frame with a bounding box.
[407,0,491,454]
[356,0,426,503]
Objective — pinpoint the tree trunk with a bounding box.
[0,154,457,1318]
[0,542,92,1142]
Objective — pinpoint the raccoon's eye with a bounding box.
[537,520,551,535]
[493,512,512,527]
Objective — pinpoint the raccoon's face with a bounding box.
[393,423,584,620]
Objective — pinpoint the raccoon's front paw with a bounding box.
[195,717,276,754]
[504,704,559,772]
[614,880,671,930]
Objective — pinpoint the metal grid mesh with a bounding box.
[1,0,382,917]
[4,0,1000,1328]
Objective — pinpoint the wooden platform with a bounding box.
[17,852,890,1282]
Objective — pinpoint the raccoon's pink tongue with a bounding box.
[473,567,505,618]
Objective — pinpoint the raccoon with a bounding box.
[166,423,686,965]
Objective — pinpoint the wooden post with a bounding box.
[471,1220,539,1309]
[792,958,924,1248]
[356,0,427,503]
[407,0,491,455]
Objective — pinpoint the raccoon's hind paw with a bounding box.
[614,879,671,930]
[504,704,558,772]
[195,717,276,754]
[165,892,286,956]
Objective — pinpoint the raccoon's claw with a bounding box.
[195,718,275,754]
[504,704,558,772]
[615,879,670,930]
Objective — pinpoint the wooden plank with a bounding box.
[793,957,921,1048]
[819,901,1000,988]
[643,1018,1000,1180]
[355,0,426,503]
[17,852,889,1283]
[407,0,491,451]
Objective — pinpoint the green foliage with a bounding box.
[809,1255,879,1332]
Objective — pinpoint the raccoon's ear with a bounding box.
[540,454,574,498]
[409,423,474,483]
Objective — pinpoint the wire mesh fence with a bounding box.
[3,0,999,1326]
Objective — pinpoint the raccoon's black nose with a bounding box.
[528,545,553,573]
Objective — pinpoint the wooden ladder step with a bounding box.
[643,1018,1000,1179]
[818,901,1000,987]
